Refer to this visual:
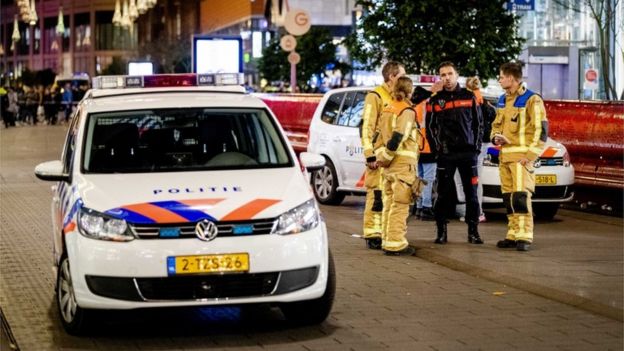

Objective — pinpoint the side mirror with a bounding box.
[35,160,69,182]
[299,152,326,172]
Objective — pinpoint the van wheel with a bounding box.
[281,251,336,325]
[533,203,560,220]
[57,256,92,335]
[312,159,345,205]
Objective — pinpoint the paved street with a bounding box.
[1,125,622,351]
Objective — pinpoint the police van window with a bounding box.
[62,108,82,174]
[337,91,366,128]
[82,108,292,173]
[320,92,345,125]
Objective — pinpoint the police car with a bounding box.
[34,73,334,334]
[307,77,574,219]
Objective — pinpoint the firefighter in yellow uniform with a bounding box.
[375,76,419,256]
[491,62,548,252]
[361,62,405,250]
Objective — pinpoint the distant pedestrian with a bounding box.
[62,83,73,123]
[492,61,548,252]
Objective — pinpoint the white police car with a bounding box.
[34,73,334,334]
[307,79,574,219]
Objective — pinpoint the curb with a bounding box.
[413,245,624,323]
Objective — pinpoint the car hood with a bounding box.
[75,167,313,224]
[486,137,569,158]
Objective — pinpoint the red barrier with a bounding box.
[256,93,321,153]
[260,93,624,189]
[545,100,624,188]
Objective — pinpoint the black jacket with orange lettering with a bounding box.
[426,84,483,157]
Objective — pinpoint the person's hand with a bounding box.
[466,76,481,90]
[518,157,530,166]
[366,161,378,170]
[430,81,443,93]
[376,160,390,168]
[493,134,509,146]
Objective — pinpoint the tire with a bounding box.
[280,251,336,325]
[533,203,560,220]
[57,256,93,335]
[311,158,345,205]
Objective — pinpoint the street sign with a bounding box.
[506,0,534,11]
[288,52,301,65]
[284,9,311,36]
[583,68,599,90]
[280,35,297,52]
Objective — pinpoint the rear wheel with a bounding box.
[533,203,560,220]
[312,158,345,205]
[57,256,93,335]
[280,251,336,325]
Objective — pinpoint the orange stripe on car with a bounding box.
[63,221,76,233]
[356,172,365,187]
[123,203,188,223]
[541,147,558,158]
[177,198,225,210]
[221,199,281,221]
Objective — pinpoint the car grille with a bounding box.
[130,218,276,239]
[487,156,564,166]
[536,157,564,166]
[85,266,319,301]
[136,273,279,300]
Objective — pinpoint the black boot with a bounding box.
[467,222,484,244]
[434,221,447,244]
[365,237,382,250]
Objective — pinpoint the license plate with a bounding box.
[536,174,557,185]
[167,253,249,275]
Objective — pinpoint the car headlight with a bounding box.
[273,199,320,235]
[78,207,134,242]
[563,151,571,167]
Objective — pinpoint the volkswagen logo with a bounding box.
[195,219,218,241]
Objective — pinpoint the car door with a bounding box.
[335,90,367,189]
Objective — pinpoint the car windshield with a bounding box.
[82,108,292,173]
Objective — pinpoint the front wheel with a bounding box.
[57,256,93,335]
[533,203,560,220]
[280,251,336,325]
[312,158,345,205]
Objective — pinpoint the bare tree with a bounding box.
[554,0,620,100]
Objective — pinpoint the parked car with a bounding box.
[306,82,574,219]
[34,73,334,335]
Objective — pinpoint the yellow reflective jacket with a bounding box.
[376,100,419,166]
[490,85,548,163]
[361,83,392,161]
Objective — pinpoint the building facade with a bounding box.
[1,0,199,82]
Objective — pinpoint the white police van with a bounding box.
[307,76,574,219]
[34,73,334,334]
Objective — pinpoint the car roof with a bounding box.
[81,87,266,114]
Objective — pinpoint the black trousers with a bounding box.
[433,153,479,225]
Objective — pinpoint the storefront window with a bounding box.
[96,11,137,51]
[74,13,91,52]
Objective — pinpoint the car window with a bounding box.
[82,108,292,173]
[320,92,344,125]
[62,108,82,174]
[337,91,366,128]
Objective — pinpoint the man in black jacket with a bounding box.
[426,62,484,244]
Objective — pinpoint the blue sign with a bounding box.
[507,0,534,11]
